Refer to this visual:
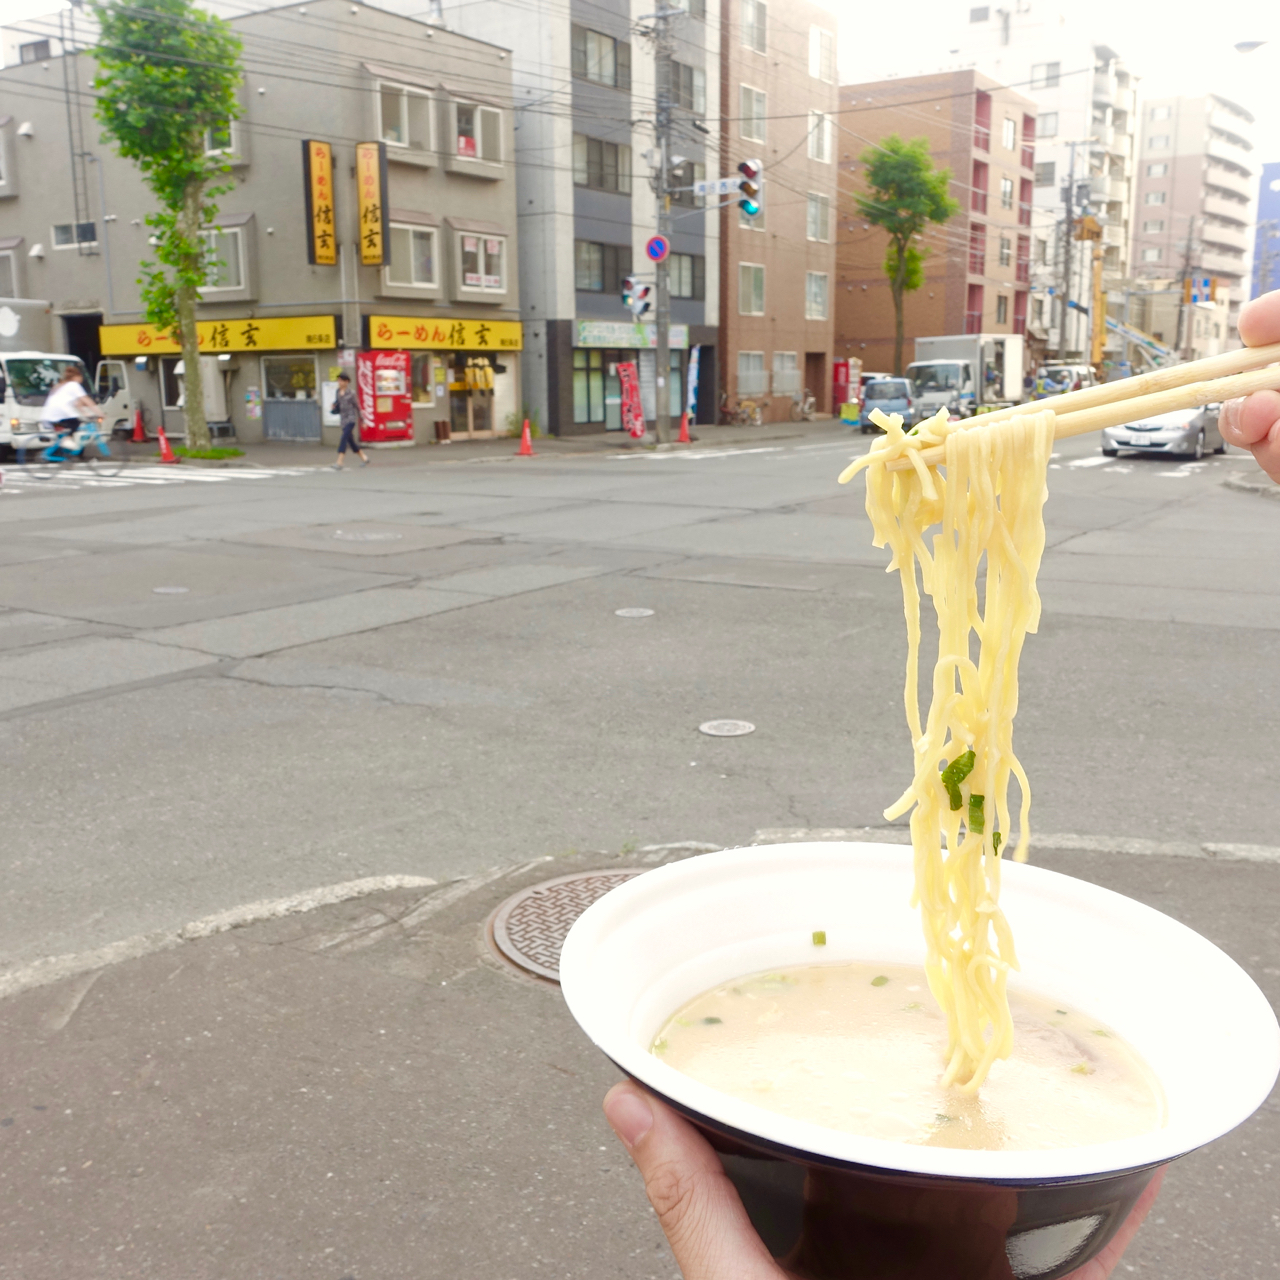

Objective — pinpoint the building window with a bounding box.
[1000,176,1014,209]
[998,235,1011,267]
[1030,62,1060,89]
[972,159,989,213]
[1001,118,1016,150]
[1148,134,1170,149]
[456,104,502,162]
[663,60,706,114]
[573,135,632,193]
[52,221,97,249]
[1032,295,1045,326]
[996,294,1008,325]
[737,350,767,395]
[671,159,706,208]
[1037,112,1058,138]
[739,263,765,315]
[808,111,833,163]
[974,90,991,150]
[0,251,17,297]
[1146,162,1168,177]
[378,82,433,151]
[459,234,505,292]
[387,224,437,287]
[1150,105,1171,121]
[20,39,51,62]
[571,26,631,90]
[772,351,800,394]
[669,253,705,300]
[1141,247,1162,262]
[1034,161,1055,188]
[671,0,706,16]
[809,27,834,81]
[970,5,989,19]
[740,85,766,141]
[805,271,829,320]
[573,349,605,424]
[205,118,236,156]
[741,0,767,54]
[199,227,243,290]
[806,192,830,242]
[1144,190,1166,205]
[574,240,632,293]
[1142,219,1165,233]
[969,223,985,274]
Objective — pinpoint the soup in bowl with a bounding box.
[559,843,1280,1280]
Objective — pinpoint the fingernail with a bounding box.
[604,1084,654,1150]
[1220,398,1241,438]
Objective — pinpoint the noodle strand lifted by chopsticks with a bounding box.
[840,407,1054,1091]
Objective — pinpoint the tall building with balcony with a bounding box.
[945,6,1138,364]
[1131,95,1255,331]
[834,70,1036,374]
[1255,161,1280,299]
[719,0,839,420]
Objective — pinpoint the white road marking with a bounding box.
[1065,455,1112,468]
[0,465,312,493]
[611,445,784,462]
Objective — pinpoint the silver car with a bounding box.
[1101,406,1226,459]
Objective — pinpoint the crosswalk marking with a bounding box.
[0,464,315,493]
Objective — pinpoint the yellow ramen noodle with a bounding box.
[839,407,1054,1091]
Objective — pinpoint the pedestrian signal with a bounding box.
[737,158,763,217]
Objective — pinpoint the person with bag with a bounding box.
[328,372,370,470]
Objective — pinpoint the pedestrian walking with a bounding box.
[40,365,101,455]
[329,372,370,469]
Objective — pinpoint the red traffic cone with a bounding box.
[515,418,535,456]
[677,412,690,444]
[157,424,178,464]
[132,407,146,443]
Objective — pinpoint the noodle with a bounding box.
[840,407,1054,1091]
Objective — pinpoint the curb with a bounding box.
[1223,472,1280,501]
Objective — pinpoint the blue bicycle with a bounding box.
[17,419,141,479]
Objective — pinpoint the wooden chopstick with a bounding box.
[883,359,1280,472]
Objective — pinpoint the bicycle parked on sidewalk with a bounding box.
[719,392,763,427]
[789,388,817,422]
[13,420,143,479]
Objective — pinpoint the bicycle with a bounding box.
[789,388,817,422]
[15,419,142,479]
[719,394,763,427]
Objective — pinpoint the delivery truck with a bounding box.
[905,333,1025,420]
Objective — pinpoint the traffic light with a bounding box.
[737,158,762,217]
[621,274,651,320]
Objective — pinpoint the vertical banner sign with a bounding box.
[302,140,336,266]
[617,361,645,438]
[356,141,390,267]
[685,344,700,418]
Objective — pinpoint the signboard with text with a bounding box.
[368,316,523,350]
[302,140,337,266]
[576,321,688,349]
[356,141,390,267]
[99,315,337,355]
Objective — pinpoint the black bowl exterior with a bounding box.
[637,1076,1166,1280]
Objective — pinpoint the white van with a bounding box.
[0,351,135,450]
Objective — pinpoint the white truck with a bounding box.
[905,333,1025,420]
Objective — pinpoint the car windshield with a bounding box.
[865,380,910,400]
[907,363,960,390]
[4,358,88,406]
[1042,368,1075,383]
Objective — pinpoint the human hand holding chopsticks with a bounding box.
[1220,289,1280,483]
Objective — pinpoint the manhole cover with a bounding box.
[615,607,654,618]
[489,869,645,981]
[699,719,756,737]
[152,586,190,594]
[333,530,403,542]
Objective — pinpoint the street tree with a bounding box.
[91,0,243,452]
[856,135,959,376]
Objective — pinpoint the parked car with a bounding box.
[857,370,893,408]
[1101,405,1226,459]
[859,378,916,433]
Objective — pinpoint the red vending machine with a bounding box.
[832,359,851,414]
[356,349,414,444]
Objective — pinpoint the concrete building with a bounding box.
[945,6,1138,365]
[437,0,721,435]
[835,70,1036,375]
[719,0,838,420]
[0,0,522,445]
[1131,95,1255,336]
[1255,161,1280,299]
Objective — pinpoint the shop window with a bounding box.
[809,27,834,81]
[740,85,766,142]
[571,26,631,91]
[410,352,435,405]
[199,227,243,290]
[669,253,705,300]
[741,0,766,53]
[806,192,830,241]
[456,103,502,162]
[387,224,437,287]
[573,135,632,194]
[573,348,606,423]
[459,233,505,292]
[737,350,766,395]
[739,263,764,315]
[805,271,828,320]
[160,357,183,409]
[52,221,97,249]
[808,112,833,163]
[263,355,317,401]
[378,82,434,152]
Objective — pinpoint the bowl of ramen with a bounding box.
[559,841,1280,1280]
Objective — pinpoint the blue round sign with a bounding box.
[645,235,671,264]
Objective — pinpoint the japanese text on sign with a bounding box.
[303,140,337,267]
[99,316,337,355]
[367,316,523,351]
[356,141,388,267]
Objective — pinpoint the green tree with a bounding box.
[91,0,243,451]
[856,135,959,376]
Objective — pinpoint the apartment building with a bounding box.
[1131,95,1255,330]
[1256,161,1280,299]
[719,0,838,420]
[0,1,522,444]
[835,70,1036,373]
[948,6,1138,364]
[440,0,721,434]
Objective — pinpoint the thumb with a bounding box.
[604,1081,788,1280]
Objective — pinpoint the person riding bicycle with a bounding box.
[40,366,102,457]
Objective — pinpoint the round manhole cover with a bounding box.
[152,586,190,594]
[615,607,655,618]
[699,719,756,737]
[489,869,645,981]
[333,530,403,542]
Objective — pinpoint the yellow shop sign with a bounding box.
[368,316,523,351]
[100,316,338,355]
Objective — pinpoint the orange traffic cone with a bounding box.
[157,424,178,464]
[677,412,690,444]
[131,407,146,443]
[515,418,535,456]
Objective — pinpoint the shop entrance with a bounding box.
[262,355,320,440]
[446,352,497,439]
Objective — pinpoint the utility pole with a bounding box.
[649,5,678,445]
[1175,215,1198,358]
[1058,140,1082,360]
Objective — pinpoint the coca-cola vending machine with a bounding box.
[356,350,414,444]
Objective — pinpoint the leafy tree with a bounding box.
[856,135,959,376]
[91,0,242,451]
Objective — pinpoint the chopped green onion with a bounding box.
[968,794,985,834]
[934,1113,955,1124]
[1090,1029,1110,1038]
[992,831,1002,855]
[1054,1009,1068,1016]
[812,930,827,946]
[940,749,975,811]
[702,1016,722,1025]
[652,1038,668,1054]
[871,975,889,987]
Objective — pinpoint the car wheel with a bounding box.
[1102,447,1118,457]
[1193,431,1204,460]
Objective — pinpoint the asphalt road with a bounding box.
[0,425,1277,1277]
